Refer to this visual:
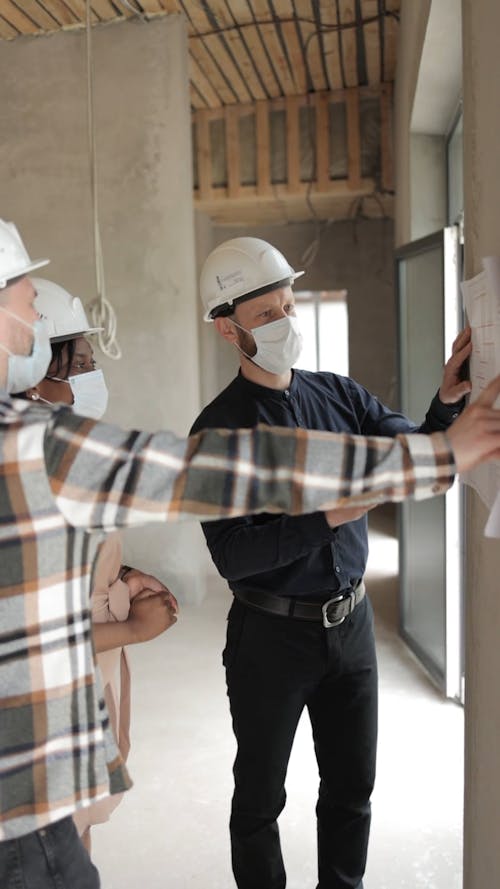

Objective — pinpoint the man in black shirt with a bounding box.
[191,237,471,889]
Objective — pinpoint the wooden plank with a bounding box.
[35,0,78,26]
[0,14,18,36]
[90,0,123,21]
[294,0,327,92]
[271,0,308,90]
[56,0,98,24]
[250,0,296,95]
[346,87,361,189]
[190,54,222,108]
[226,0,282,98]
[159,0,183,14]
[207,2,267,100]
[286,94,300,192]
[281,19,307,94]
[225,105,241,198]
[0,1,41,32]
[180,1,253,103]
[195,109,212,200]
[314,92,330,189]
[338,0,358,87]
[9,0,60,29]
[360,0,380,85]
[190,83,207,110]
[203,33,252,103]
[189,37,238,105]
[138,0,165,13]
[318,0,342,90]
[380,82,394,190]
[256,99,272,195]
[195,176,379,205]
[383,0,399,82]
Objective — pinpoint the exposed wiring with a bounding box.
[85,0,122,360]
[115,0,149,23]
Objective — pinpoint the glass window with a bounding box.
[293,290,349,375]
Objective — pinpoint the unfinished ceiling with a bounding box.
[0,1,400,225]
[0,1,399,105]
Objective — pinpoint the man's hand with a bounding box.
[446,374,500,472]
[128,591,177,644]
[324,505,373,528]
[122,568,179,615]
[439,326,473,404]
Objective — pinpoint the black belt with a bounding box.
[233,581,365,629]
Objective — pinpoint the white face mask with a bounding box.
[0,311,52,394]
[67,369,108,419]
[45,368,109,420]
[233,315,303,375]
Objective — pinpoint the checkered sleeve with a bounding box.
[44,409,455,529]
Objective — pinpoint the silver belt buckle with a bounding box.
[322,590,354,628]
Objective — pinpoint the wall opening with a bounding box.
[293,289,349,376]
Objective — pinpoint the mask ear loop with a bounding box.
[229,318,258,366]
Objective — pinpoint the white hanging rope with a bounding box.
[85,0,122,360]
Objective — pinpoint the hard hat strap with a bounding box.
[210,277,292,319]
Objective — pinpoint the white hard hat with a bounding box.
[33,278,103,343]
[0,219,49,288]
[200,237,304,322]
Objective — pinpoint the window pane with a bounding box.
[293,293,349,375]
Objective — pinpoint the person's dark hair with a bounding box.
[49,339,76,379]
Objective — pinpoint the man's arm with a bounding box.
[44,376,500,531]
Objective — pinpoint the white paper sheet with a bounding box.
[461,257,500,510]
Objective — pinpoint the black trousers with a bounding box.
[223,595,378,889]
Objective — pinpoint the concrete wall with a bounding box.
[0,17,207,602]
[462,1,500,884]
[410,133,447,240]
[206,219,397,410]
[393,0,432,246]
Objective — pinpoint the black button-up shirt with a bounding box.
[191,369,460,600]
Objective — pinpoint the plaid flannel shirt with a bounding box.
[0,394,455,839]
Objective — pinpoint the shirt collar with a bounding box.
[236,368,299,399]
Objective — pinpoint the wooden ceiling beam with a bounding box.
[346,86,361,189]
[205,0,267,101]
[338,0,358,88]
[189,37,236,105]
[190,54,221,108]
[0,14,17,36]
[36,0,79,26]
[318,0,342,91]
[91,0,124,21]
[250,0,296,95]
[57,0,98,24]
[0,1,42,33]
[360,0,380,85]
[226,0,282,99]
[294,0,327,92]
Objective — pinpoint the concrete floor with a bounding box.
[92,509,463,888]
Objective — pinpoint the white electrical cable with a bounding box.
[85,0,122,360]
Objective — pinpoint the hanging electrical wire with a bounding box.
[85,0,122,360]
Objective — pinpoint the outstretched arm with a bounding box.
[44,374,500,530]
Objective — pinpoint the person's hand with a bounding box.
[446,374,500,471]
[324,505,373,528]
[127,591,177,643]
[438,326,473,404]
[122,568,179,614]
